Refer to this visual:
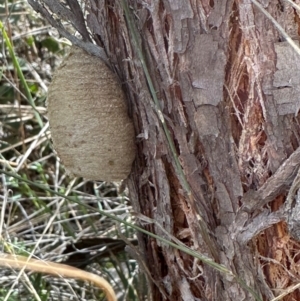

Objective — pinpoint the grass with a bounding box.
[0,1,142,300]
[0,1,266,300]
[0,1,264,301]
[2,1,292,301]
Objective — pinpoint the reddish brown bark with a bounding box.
[89,1,300,300]
[30,0,300,300]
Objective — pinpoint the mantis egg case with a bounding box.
[47,47,135,181]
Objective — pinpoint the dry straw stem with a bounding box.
[47,47,135,181]
[0,253,116,301]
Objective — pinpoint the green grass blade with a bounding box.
[0,21,43,128]
[0,168,262,300]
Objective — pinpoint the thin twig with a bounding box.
[252,0,300,56]
[0,253,117,301]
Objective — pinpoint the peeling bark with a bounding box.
[88,1,300,300]
[29,0,300,300]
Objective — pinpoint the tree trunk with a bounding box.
[30,0,300,300]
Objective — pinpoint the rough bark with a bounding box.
[29,0,300,300]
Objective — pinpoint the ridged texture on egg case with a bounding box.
[47,47,135,181]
